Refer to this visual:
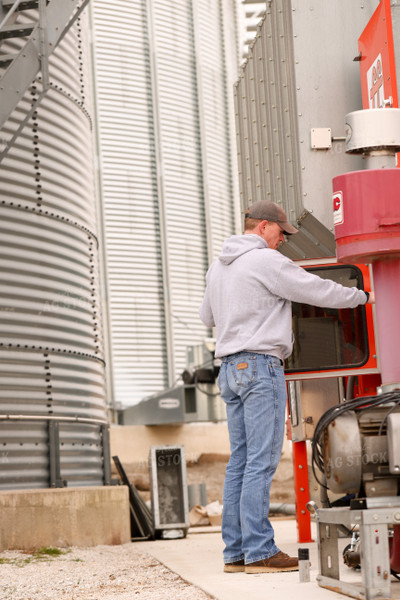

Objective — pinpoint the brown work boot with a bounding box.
[224,559,245,573]
[245,551,299,573]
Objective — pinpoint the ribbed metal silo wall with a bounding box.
[90,0,169,406]
[0,10,109,490]
[148,0,218,384]
[91,0,240,406]
[191,0,241,260]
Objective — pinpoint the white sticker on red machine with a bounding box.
[333,191,344,225]
[367,53,384,108]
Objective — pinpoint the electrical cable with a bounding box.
[158,356,215,391]
[192,358,214,371]
[378,402,400,436]
[193,369,221,397]
[181,354,221,396]
[311,391,400,488]
[181,357,216,383]
[391,570,400,581]
[194,382,221,397]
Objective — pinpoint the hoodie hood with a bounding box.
[218,234,268,265]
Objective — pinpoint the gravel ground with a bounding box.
[0,456,294,600]
[0,544,214,600]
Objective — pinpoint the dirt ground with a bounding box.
[186,453,296,505]
[117,452,296,508]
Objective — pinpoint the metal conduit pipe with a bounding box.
[269,503,296,515]
[0,414,108,425]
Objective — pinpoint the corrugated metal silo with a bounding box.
[91,0,241,406]
[0,7,110,490]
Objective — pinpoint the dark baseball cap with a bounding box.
[245,201,298,234]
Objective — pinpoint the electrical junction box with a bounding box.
[311,128,332,150]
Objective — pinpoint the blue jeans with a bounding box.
[218,352,287,565]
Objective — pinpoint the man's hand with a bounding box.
[367,291,375,304]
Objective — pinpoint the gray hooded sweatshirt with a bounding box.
[199,234,368,360]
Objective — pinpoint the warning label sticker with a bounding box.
[367,53,384,108]
[333,191,344,225]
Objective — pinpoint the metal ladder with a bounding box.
[0,0,90,148]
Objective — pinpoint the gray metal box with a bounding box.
[149,445,190,537]
[288,378,344,442]
[387,413,400,475]
[120,387,185,426]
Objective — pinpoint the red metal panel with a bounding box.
[353,373,381,398]
[390,525,400,572]
[358,0,398,108]
[292,441,313,543]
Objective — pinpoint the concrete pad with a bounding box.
[143,518,400,600]
[0,486,131,551]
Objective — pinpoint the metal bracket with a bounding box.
[101,424,111,486]
[0,0,92,147]
[48,420,65,488]
[38,0,49,89]
[383,96,393,107]
[316,505,400,599]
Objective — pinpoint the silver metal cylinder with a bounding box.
[187,483,207,510]
[363,150,397,170]
[0,10,109,490]
[345,108,400,154]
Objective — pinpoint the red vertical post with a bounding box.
[371,259,400,386]
[292,440,313,543]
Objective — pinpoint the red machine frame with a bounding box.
[287,260,380,543]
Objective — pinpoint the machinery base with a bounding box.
[316,499,400,600]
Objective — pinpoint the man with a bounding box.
[199,200,374,574]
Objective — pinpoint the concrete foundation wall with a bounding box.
[110,422,231,466]
[0,423,292,552]
[110,421,292,467]
[0,486,131,552]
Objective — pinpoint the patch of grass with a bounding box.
[33,547,69,559]
[0,556,32,567]
[0,547,73,567]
